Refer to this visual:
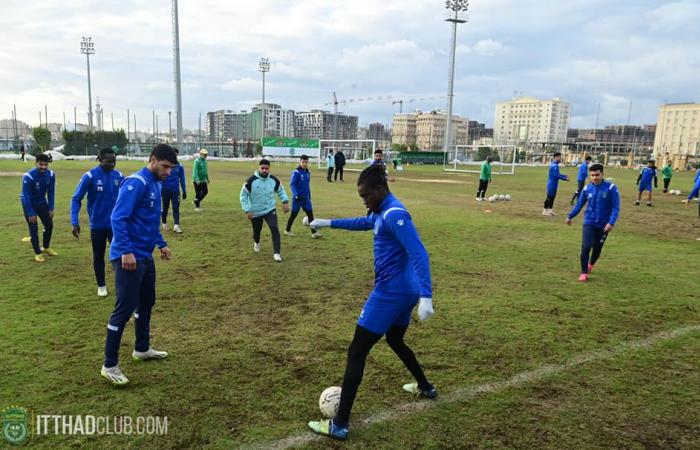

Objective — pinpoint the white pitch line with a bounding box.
[242,324,700,450]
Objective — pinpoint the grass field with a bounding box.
[0,159,698,449]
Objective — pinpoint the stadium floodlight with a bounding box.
[80,36,95,131]
[259,57,270,137]
[442,1,468,162]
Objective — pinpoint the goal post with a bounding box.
[443,144,517,175]
[318,139,376,169]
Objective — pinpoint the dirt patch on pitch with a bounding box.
[0,172,24,177]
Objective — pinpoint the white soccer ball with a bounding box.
[319,386,342,418]
[505,194,512,201]
[302,216,309,226]
[675,190,682,196]
[499,194,505,200]
[488,195,497,202]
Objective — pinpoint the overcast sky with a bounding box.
[1,0,698,131]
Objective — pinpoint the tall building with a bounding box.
[205,109,250,140]
[391,114,417,146]
[368,123,387,141]
[468,121,494,144]
[0,119,32,139]
[494,96,571,143]
[250,103,295,139]
[653,103,700,167]
[415,110,469,151]
[295,110,358,140]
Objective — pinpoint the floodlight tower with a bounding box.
[80,36,95,131]
[258,57,270,137]
[442,0,468,157]
[172,0,184,147]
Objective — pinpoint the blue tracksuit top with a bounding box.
[240,171,289,217]
[289,165,311,199]
[639,167,656,186]
[109,167,167,261]
[326,154,335,168]
[547,160,568,195]
[567,180,621,228]
[688,176,700,200]
[162,163,187,193]
[330,193,432,298]
[694,169,700,183]
[576,162,589,182]
[20,167,56,216]
[70,166,124,230]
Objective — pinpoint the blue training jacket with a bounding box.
[289,165,311,199]
[20,167,56,216]
[638,167,657,186]
[567,180,621,228]
[547,160,568,195]
[109,167,167,261]
[688,176,700,200]
[163,163,187,193]
[576,162,589,182]
[330,193,432,298]
[70,165,124,230]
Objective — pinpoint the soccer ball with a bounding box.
[319,386,342,418]
[302,216,309,226]
[498,194,505,201]
[505,194,512,201]
[488,195,498,202]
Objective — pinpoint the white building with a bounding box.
[494,96,571,143]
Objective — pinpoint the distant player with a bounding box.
[661,161,673,194]
[635,160,658,206]
[566,163,620,282]
[240,159,290,262]
[161,148,187,233]
[20,153,57,262]
[542,152,569,216]
[476,157,493,201]
[285,154,322,238]
[192,148,209,211]
[306,165,436,441]
[371,148,386,167]
[326,149,335,182]
[101,144,177,386]
[334,150,346,182]
[570,155,592,204]
[684,174,700,220]
[70,147,124,296]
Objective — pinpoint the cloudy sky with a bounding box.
[1,0,698,132]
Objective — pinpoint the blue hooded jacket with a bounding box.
[20,167,55,216]
[70,165,124,230]
[567,180,621,228]
[109,167,167,261]
[547,160,569,195]
[163,163,187,193]
[289,165,311,199]
[330,193,432,298]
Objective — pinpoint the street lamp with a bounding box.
[80,36,95,131]
[442,0,468,160]
[258,57,270,138]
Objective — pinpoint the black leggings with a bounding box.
[334,324,431,428]
[544,194,556,209]
[476,179,489,198]
[251,210,280,253]
[663,178,671,193]
[193,182,208,207]
[334,166,344,181]
[286,208,315,233]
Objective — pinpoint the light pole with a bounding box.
[442,0,468,160]
[258,57,270,138]
[80,36,95,131]
[172,0,183,147]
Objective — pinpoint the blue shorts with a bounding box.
[357,290,418,335]
[291,197,312,213]
[639,182,652,192]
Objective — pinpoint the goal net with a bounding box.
[443,145,517,175]
[318,140,376,169]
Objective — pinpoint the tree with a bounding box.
[32,127,52,152]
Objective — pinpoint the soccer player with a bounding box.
[285,155,322,238]
[20,153,57,262]
[240,159,290,262]
[566,163,620,282]
[70,147,124,296]
[100,144,177,386]
[192,148,209,211]
[371,148,386,167]
[635,160,658,206]
[684,174,700,220]
[476,157,493,201]
[161,148,187,233]
[661,161,673,194]
[570,155,592,204]
[543,152,569,216]
[306,165,436,441]
[326,149,335,182]
[334,150,346,182]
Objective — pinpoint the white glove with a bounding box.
[308,218,331,228]
[418,297,434,321]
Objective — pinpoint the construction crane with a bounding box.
[392,95,447,113]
